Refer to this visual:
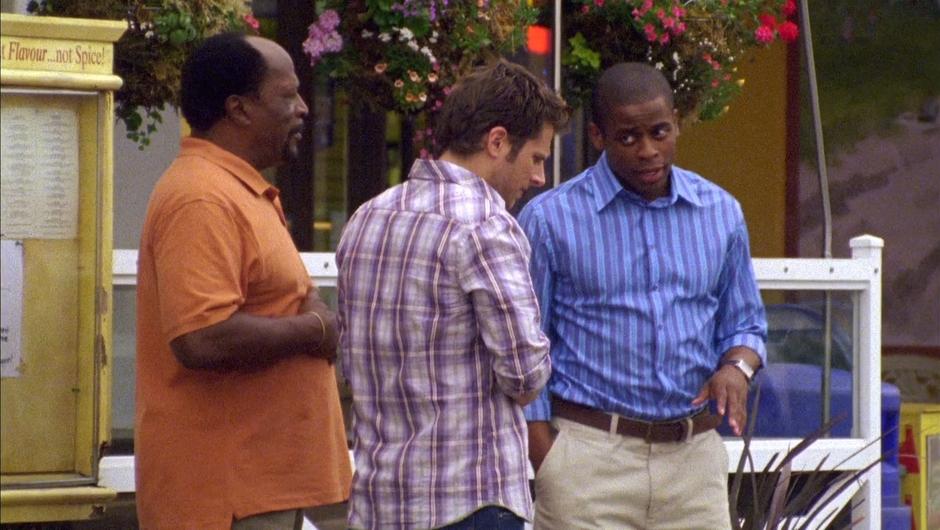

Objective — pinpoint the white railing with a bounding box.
[106,234,884,529]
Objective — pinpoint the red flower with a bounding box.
[243,13,260,31]
[758,13,778,30]
[783,0,798,17]
[754,25,775,44]
[778,21,800,42]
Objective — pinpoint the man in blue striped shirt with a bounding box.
[520,62,767,529]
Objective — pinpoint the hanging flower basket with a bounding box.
[562,0,800,121]
[28,0,258,147]
[306,0,799,148]
[304,1,537,118]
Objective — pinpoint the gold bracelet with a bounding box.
[307,311,327,337]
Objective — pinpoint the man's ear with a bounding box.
[225,94,252,126]
[587,121,605,152]
[483,126,509,158]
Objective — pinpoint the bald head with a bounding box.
[591,63,675,134]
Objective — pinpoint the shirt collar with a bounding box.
[591,152,703,210]
[179,136,279,199]
[410,158,506,209]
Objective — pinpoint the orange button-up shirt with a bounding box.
[135,137,350,530]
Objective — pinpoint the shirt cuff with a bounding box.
[523,389,552,422]
[718,334,767,366]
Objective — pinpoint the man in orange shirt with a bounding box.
[135,33,351,530]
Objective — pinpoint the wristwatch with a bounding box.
[721,358,757,383]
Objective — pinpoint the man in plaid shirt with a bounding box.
[336,60,570,530]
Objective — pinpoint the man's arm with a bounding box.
[171,286,337,372]
[527,420,557,474]
[455,214,552,404]
[518,203,559,470]
[153,201,337,372]
[693,217,768,435]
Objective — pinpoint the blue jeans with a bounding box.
[438,506,525,530]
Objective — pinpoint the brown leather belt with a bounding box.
[552,397,721,443]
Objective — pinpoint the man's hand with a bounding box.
[301,287,338,363]
[528,421,557,475]
[691,366,749,435]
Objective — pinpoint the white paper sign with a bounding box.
[1,239,25,377]
[0,104,80,239]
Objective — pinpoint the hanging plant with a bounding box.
[562,0,800,121]
[303,0,538,155]
[27,0,259,148]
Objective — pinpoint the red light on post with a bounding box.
[526,25,551,56]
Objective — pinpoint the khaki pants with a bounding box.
[232,508,304,530]
[534,417,731,530]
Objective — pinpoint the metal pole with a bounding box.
[552,0,562,188]
[798,0,835,427]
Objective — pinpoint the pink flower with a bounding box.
[663,17,676,29]
[632,8,641,19]
[642,0,653,12]
[594,0,604,6]
[672,6,686,18]
[674,21,687,35]
[778,21,800,42]
[783,0,797,17]
[581,4,589,13]
[243,13,260,31]
[711,79,720,88]
[656,8,666,19]
[316,9,340,31]
[754,25,775,44]
[659,32,670,44]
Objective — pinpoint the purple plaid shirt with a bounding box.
[337,159,551,530]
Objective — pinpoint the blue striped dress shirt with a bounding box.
[520,153,767,422]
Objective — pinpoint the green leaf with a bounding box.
[567,33,601,70]
[125,110,143,132]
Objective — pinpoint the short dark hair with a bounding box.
[433,59,570,158]
[180,33,267,132]
[591,62,675,134]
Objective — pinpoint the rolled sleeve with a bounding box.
[714,219,768,366]
[455,213,552,399]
